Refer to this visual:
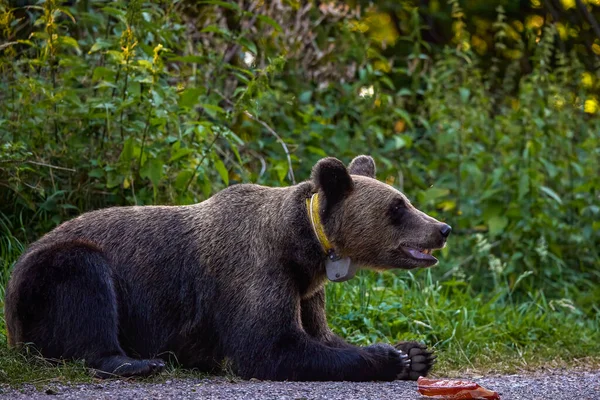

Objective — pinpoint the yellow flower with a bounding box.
[560,0,575,9]
[584,98,598,114]
[581,72,594,88]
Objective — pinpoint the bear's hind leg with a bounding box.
[88,356,165,379]
[5,240,164,378]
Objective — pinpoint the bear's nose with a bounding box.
[440,224,452,238]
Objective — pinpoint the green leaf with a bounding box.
[226,130,244,145]
[140,158,163,188]
[518,174,529,200]
[106,50,124,62]
[422,187,450,203]
[137,59,153,70]
[89,39,113,54]
[88,168,104,179]
[488,216,508,236]
[101,6,126,19]
[214,158,229,186]
[169,148,194,163]
[199,0,241,11]
[238,37,257,55]
[179,88,203,109]
[393,109,414,129]
[174,170,193,190]
[459,87,470,103]
[257,14,283,32]
[57,36,81,55]
[540,186,563,205]
[92,66,115,82]
[17,39,34,47]
[275,162,288,182]
[231,145,242,165]
[119,138,136,163]
[201,175,212,198]
[299,91,312,104]
[200,103,226,117]
[170,55,205,63]
[56,7,77,23]
[380,76,395,90]
[224,64,254,78]
[393,136,407,150]
[106,172,123,189]
[307,146,327,157]
[200,26,232,38]
[94,102,116,111]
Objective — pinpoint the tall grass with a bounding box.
[327,269,600,374]
[0,213,24,299]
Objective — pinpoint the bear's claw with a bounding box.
[394,341,436,381]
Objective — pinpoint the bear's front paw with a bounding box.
[394,341,436,381]
[363,343,410,381]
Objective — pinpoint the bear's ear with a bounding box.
[311,157,354,213]
[348,155,376,178]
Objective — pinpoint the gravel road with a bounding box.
[1,369,598,400]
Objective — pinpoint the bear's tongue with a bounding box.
[402,247,436,261]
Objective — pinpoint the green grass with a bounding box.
[327,270,600,375]
[1,225,599,386]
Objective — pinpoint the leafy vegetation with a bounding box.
[328,270,600,375]
[1,0,599,385]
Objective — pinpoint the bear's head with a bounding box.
[310,155,451,270]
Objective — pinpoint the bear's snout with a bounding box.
[439,224,452,238]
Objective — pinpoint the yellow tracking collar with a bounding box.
[306,193,358,282]
[306,193,334,255]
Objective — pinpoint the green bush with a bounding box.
[0,1,599,311]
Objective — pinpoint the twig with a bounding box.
[138,105,153,168]
[119,61,130,140]
[243,111,296,184]
[213,89,296,184]
[26,161,76,172]
[254,150,267,180]
[49,167,56,192]
[184,133,222,192]
[0,42,18,51]
[130,176,137,205]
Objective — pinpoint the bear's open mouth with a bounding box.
[401,247,437,263]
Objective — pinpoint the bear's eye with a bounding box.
[389,199,407,226]
[392,199,406,211]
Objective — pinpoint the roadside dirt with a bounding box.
[1,369,598,399]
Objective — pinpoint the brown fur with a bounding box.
[4,155,449,381]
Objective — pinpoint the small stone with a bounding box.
[45,387,59,395]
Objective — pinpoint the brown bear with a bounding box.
[4,155,450,381]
